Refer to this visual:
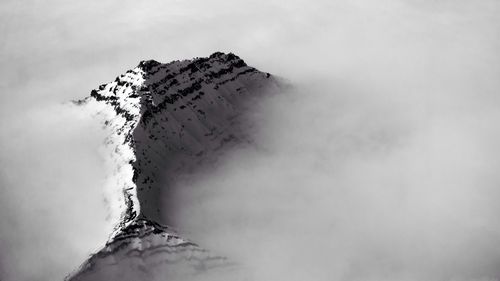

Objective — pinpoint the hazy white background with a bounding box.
[1,0,500,280]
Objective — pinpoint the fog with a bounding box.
[1,0,500,280]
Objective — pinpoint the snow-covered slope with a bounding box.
[67,52,280,280]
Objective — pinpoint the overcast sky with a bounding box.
[1,1,500,281]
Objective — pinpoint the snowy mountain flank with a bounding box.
[67,52,281,280]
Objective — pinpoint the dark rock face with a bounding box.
[133,52,276,224]
[66,53,280,280]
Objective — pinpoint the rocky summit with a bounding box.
[66,52,281,281]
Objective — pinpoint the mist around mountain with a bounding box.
[66,52,282,281]
[2,1,500,281]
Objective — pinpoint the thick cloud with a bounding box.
[1,0,500,280]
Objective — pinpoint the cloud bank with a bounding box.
[1,0,500,280]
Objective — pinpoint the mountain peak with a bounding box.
[67,53,281,280]
[137,59,161,71]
